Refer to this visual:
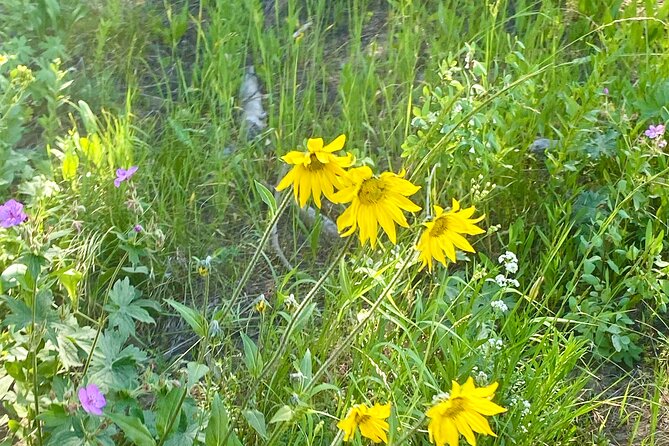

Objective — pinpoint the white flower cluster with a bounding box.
[498,251,518,274]
[490,299,509,313]
[486,338,504,351]
[494,274,519,288]
[472,366,489,386]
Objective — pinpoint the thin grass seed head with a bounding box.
[276,135,354,208]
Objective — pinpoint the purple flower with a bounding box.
[0,199,28,228]
[133,224,143,233]
[644,124,666,139]
[602,87,609,95]
[114,166,138,188]
[78,384,106,416]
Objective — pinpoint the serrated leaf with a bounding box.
[104,278,156,337]
[242,409,267,440]
[165,299,206,338]
[107,413,156,446]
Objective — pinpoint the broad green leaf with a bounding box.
[156,387,183,437]
[77,100,99,134]
[79,134,103,167]
[205,393,241,446]
[107,413,156,446]
[165,299,206,338]
[268,405,293,424]
[240,333,262,377]
[104,278,156,337]
[58,268,82,306]
[242,409,267,440]
[62,150,79,181]
[186,362,209,388]
[254,180,277,215]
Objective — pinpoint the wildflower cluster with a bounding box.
[492,250,520,289]
[276,135,486,269]
[337,378,506,445]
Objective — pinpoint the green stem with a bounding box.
[30,279,43,446]
[220,192,291,319]
[156,384,188,446]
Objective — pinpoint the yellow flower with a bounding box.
[337,402,391,443]
[198,266,209,277]
[426,378,506,446]
[276,135,354,208]
[417,199,485,270]
[333,166,421,247]
[0,55,8,66]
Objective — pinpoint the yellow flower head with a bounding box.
[426,378,506,446]
[276,135,354,208]
[0,55,8,66]
[333,166,421,247]
[417,199,485,270]
[337,402,391,444]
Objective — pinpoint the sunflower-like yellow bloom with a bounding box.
[333,166,421,247]
[276,135,354,208]
[417,199,485,270]
[337,402,391,443]
[427,378,507,446]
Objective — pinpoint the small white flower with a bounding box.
[494,274,507,287]
[504,262,518,274]
[490,299,508,313]
[507,278,520,288]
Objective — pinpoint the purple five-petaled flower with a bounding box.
[0,199,28,228]
[644,124,666,139]
[78,384,106,416]
[114,166,138,188]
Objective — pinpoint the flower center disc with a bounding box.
[429,215,452,237]
[306,154,326,171]
[358,178,386,204]
[355,413,371,424]
[443,397,466,418]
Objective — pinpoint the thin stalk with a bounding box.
[304,248,410,394]
[222,192,291,318]
[29,279,43,445]
[259,236,352,382]
[219,236,352,446]
[392,415,426,445]
[156,384,188,446]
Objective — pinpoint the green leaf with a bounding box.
[242,409,267,440]
[165,299,206,338]
[268,405,293,424]
[205,393,241,446]
[62,150,79,181]
[186,362,209,388]
[254,180,277,216]
[58,268,82,306]
[240,333,262,377]
[156,387,182,437]
[104,278,156,338]
[77,100,99,134]
[107,413,156,446]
